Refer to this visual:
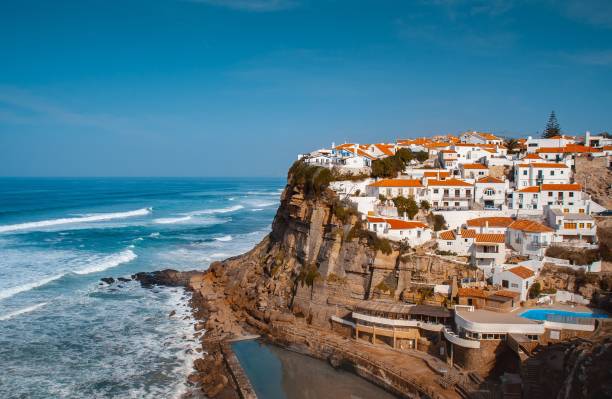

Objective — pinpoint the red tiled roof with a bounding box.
[475,233,505,244]
[467,217,514,228]
[462,163,488,169]
[424,171,450,178]
[517,184,582,193]
[508,266,535,279]
[427,178,473,187]
[460,229,477,238]
[374,143,395,157]
[494,290,520,298]
[523,153,542,160]
[458,287,489,299]
[386,219,429,230]
[476,176,504,184]
[509,220,554,233]
[438,230,456,240]
[367,216,385,223]
[368,179,423,188]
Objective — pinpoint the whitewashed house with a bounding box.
[437,229,476,256]
[425,178,474,210]
[514,163,570,188]
[460,163,490,180]
[366,217,432,245]
[473,176,509,210]
[545,207,597,244]
[510,183,584,210]
[466,216,514,234]
[472,233,507,276]
[492,266,535,301]
[459,131,504,146]
[524,135,575,153]
[506,220,555,258]
[365,179,424,200]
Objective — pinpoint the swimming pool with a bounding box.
[520,309,608,321]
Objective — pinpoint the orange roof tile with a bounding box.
[367,216,385,223]
[460,229,477,238]
[427,178,473,187]
[424,171,450,178]
[386,219,429,230]
[509,220,554,233]
[440,149,457,154]
[438,230,456,240]
[517,186,541,193]
[537,145,601,154]
[467,217,514,228]
[494,290,520,298]
[458,287,489,299]
[603,145,612,151]
[523,153,542,160]
[374,143,395,156]
[475,233,505,244]
[462,163,488,169]
[508,266,535,279]
[368,179,423,188]
[476,176,504,184]
[542,183,582,191]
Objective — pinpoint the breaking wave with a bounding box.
[153,216,193,224]
[188,205,244,215]
[73,249,137,275]
[214,235,233,242]
[0,208,153,233]
[0,275,65,301]
[0,302,48,321]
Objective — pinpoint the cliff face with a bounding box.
[208,177,477,330]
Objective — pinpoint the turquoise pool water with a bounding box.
[520,309,608,321]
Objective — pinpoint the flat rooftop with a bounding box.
[551,209,594,220]
[456,309,540,325]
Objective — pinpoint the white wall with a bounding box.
[433,209,541,229]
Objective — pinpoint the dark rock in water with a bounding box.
[117,284,124,288]
[118,277,131,282]
[169,310,176,317]
[132,269,201,288]
[101,277,115,284]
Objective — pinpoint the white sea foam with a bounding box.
[150,232,160,238]
[246,191,281,196]
[0,207,153,233]
[0,302,48,321]
[251,208,264,212]
[214,235,233,242]
[73,249,137,275]
[153,216,193,224]
[188,205,244,215]
[0,274,64,301]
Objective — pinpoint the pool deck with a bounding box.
[513,303,598,314]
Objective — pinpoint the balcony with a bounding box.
[442,195,472,201]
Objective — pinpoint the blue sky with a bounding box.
[1,0,611,177]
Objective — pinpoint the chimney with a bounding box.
[585,131,591,147]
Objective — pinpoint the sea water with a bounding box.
[0,177,283,398]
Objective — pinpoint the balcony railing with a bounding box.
[442,195,472,201]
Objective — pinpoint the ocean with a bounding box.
[0,177,283,399]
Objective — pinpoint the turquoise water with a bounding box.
[0,177,283,398]
[520,309,609,321]
[232,340,398,399]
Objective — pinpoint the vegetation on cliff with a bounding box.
[371,148,428,178]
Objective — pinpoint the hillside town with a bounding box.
[293,127,612,396]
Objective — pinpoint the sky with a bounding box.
[1,0,611,177]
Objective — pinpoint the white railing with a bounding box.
[443,327,481,348]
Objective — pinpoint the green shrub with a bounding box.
[393,195,419,219]
[333,200,358,224]
[288,161,333,196]
[420,200,431,211]
[427,213,447,231]
[371,148,428,178]
[528,282,541,299]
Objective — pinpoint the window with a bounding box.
[523,170,528,175]
[579,223,585,228]
[454,202,460,206]
[433,202,438,206]
[550,171,555,176]
[579,208,585,213]
[564,208,569,213]
[443,202,449,206]
[511,283,519,288]
[484,188,494,196]
[502,280,509,288]
[564,223,577,229]
[455,189,460,197]
[466,189,471,197]
[569,192,574,197]
[433,189,439,194]
[447,242,452,246]
[548,192,553,197]
[587,223,592,228]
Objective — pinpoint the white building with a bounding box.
[460,163,490,180]
[366,217,432,245]
[492,266,536,301]
[514,163,570,188]
[524,135,575,153]
[506,220,555,258]
[545,207,597,244]
[437,229,476,256]
[510,183,584,210]
[473,176,509,210]
[365,179,424,200]
[459,131,504,146]
[471,233,507,275]
[425,178,474,210]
